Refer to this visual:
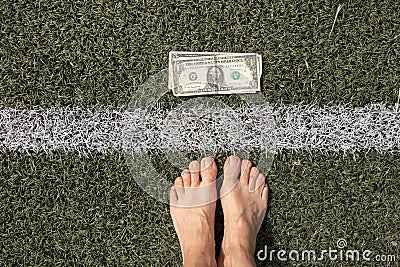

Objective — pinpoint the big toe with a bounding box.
[222,155,241,192]
[200,157,217,184]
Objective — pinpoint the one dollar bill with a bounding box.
[169,51,262,96]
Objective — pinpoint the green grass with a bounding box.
[1,0,399,108]
[1,152,399,266]
[0,0,399,266]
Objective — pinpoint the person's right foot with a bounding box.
[218,155,269,267]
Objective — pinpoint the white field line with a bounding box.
[0,104,399,155]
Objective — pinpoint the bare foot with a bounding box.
[218,156,269,267]
[170,157,218,267]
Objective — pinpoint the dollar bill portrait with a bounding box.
[207,66,226,89]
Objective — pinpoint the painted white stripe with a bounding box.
[0,104,399,155]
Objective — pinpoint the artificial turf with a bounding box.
[1,0,399,109]
[0,0,399,266]
[1,152,399,266]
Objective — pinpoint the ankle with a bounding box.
[222,235,256,255]
[221,242,255,262]
[221,246,256,267]
[184,250,216,267]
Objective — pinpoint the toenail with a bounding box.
[229,156,239,166]
[202,157,213,169]
[189,161,198,168]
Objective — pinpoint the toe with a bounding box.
[240,159,252,185]
[261,184,269,202]
[181,169,191,187]
[255,173,266,194]
[170,186,178,203]
[200,157,217,184]
[189,161,200,187]
[249,167,260,192]
[223,155,241,181]
[221,155,241,194]
[175,177,184,197]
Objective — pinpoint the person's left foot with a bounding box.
[170,157,218,267]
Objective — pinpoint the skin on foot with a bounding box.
[170,157,218,267]
[218,155,269,267]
